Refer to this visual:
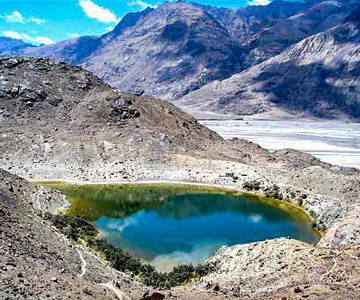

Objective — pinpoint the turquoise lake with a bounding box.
[46,184,320,271]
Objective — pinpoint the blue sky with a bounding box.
[0,0,274,45]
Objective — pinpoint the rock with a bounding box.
[4,58,21,69]
[300,193,308,200]
[213,284,220,291]
[141,291,165,300]
[50,277,58,283]
[294,286,302,293]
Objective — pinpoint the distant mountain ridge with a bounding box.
[179,6,360,120]
[1,0,359,120]
[0,37,34,55]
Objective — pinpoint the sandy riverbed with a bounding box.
[200,120,360,168]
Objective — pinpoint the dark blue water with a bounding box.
[49,184,319,271]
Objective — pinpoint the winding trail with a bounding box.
[320,257,338,281]
[77,249,87,277]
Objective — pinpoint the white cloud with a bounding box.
[2,31,54,45]
[3,30,22,40]
[30,17,46,25]
[127,0,156,10]
[68,32,81,38]
[248,0,271,6]
[5,11,25,23]
[4,11,45,25]
[29,35,53,45]
[78,0,118,23]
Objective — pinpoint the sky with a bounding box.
[0,0,275,45]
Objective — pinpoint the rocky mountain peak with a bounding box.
[108,7,154,37]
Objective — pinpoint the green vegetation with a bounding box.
[43,212,97,241]
[44,212,211,289]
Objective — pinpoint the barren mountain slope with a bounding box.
[2,0,355,104]
[178,9,360,119]
[241,0,357,66]
[74,1,246,100]
[22,2,246,100]
[3,56,358,181]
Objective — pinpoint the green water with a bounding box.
[44,183,320,271]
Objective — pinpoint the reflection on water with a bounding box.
[49,184,320,271]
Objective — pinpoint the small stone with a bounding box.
[212,284,220,291]
[50,277,58,283]
[294,287,302,293]
[141,291,165,300]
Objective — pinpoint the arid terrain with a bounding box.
[1,56,360,299]
[200,119,360,168]
[1,0,359,120]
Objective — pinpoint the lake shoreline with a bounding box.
[37,181,321,271]
[36,179,322,236]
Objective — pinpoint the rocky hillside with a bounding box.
[1,0,356,105]
[179,7,360,120]
[0,56,237,180]
[0,169,126,299]
[2,55,356,179]
[1,56,360,299]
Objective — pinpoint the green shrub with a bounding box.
[243,180,261,191]
[264,184,283,200]
[43,212,97,241]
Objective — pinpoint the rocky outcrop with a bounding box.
[201,238,360,299]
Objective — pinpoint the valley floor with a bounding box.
[200,119,360,169]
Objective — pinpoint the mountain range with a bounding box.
[1,0,360,120]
